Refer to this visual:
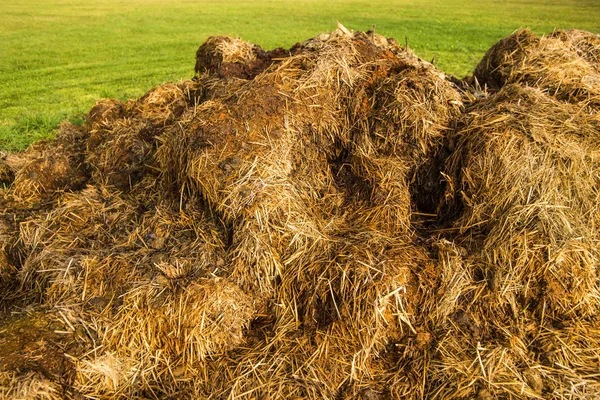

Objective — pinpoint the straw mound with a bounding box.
[85,82,192,191]
[1,26,600,399]
[195,36,290,79]
[474,29,600,107]
[5,123,89,203]
[445,85,600,314]
[430,84,600,398]
[551,29,600,66]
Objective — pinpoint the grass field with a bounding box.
[1,0,599,151]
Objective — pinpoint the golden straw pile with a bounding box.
[0,26,599,399]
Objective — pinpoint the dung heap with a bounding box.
[0,27,599,399]
[473,28,600,108]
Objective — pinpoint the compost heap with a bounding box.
[0,26,599,399]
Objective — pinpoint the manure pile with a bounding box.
[1,26,599,399]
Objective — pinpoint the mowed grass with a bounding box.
[1,0,599,150]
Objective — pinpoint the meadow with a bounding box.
[1,0,599,150]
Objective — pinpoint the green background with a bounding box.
[1,0,599,150]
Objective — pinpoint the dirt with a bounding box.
[0,312,78,390]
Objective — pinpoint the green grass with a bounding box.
[1,0,598,151]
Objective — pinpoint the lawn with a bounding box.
[1,0,599,151]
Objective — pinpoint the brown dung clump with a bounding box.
[1,25,599,399]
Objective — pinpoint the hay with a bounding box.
[428,83,600,399]
[551,29,600,67]
[195,36,290,79]
[0,372,61,400]
[474,29,600,108]
[16,181,247,394]
[5,122,89,204]
[85,83,191,191]
[1,25,600,399]
[444,84,600,317]
[196,36,258,73]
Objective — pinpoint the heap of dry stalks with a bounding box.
[474,28,600,108]
[0,26,599,399]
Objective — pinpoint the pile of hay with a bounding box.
[1,26,599,399]
[431,83,600,399]
[473,28,600,108]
